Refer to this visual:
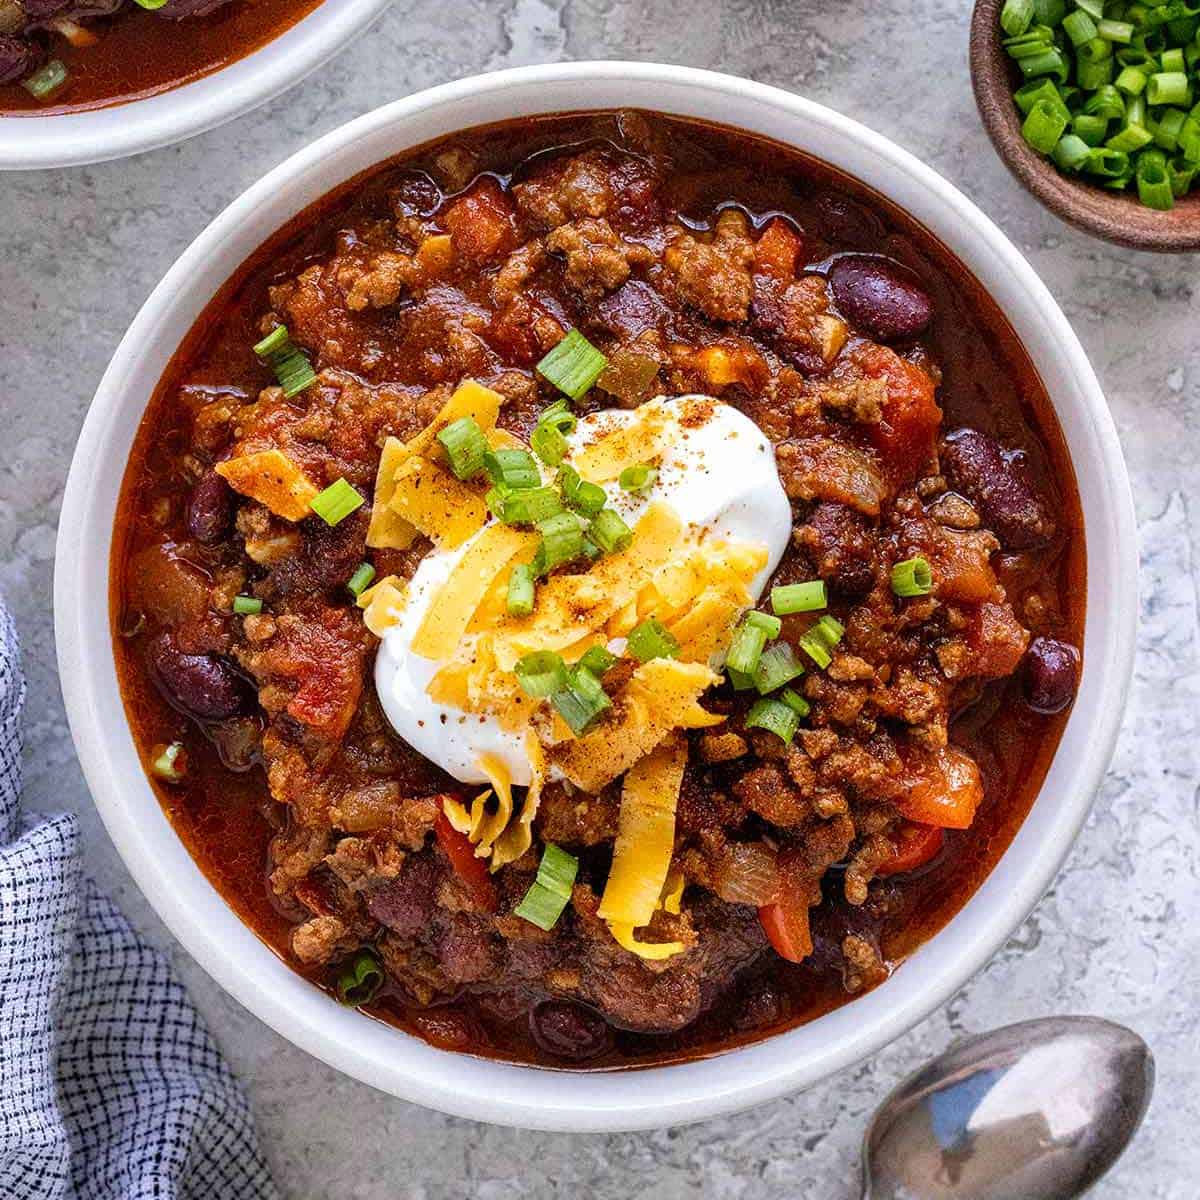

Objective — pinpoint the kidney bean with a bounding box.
[829,255,933,342]
[186,471,235,545]
[0,36,40,86]
[1022,637,1080,714]
[149,634,253,721]
[529,1000,612,1061]
[941,429,1055,551]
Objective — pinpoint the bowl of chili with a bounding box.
[0,0,394,170]
[55,61,1137,1130]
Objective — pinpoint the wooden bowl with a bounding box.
[971,0,1200,251]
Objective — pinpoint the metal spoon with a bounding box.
[862,1016,1154,1199]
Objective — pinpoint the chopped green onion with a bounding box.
[1085,146,1132,176]
[1115,64,1149,94]
[536,511,585,572]
[506,562,536,617]
[726,617,769,677]
[1014,78,1069,116]
[726,667,757,691]
[770,580,827,615]
[1062,9,1097,46]
[539,398,577,434]
[515,650,569,699]
[253,326,290,358]
[536,329,608,401]
[627,617,680,662]
[253,324,317,398]
[488,485,563,526]
[1160,47,1186,75]
[150,741,187,783]
[1107,123,1155,152]
[1018,48,1069,81]
[1032,0,1065,24]
[310,479,364,526]
[1072,112,1110,145]
[1147,71,1190,106]
[1180,116,1200,162]
[22,59,68,100]
[1023,98,1070,153]
[1152,107,1188,151]
[1001,0,1035,36]
[1076,42,1114,89]
[550,666,611,734]
[779,688,811,718]
[531,400,576,467]
[754,642,805,695]
[1137,148,1175,208]
[233,595,263,616]
[133,0,170,8]
[336,950,384,1007]
[531,420,569,467]
[1083,84,1125,118]
[579,645,618,675]
[484,447,541,490]
[798,615,845,670]
[891,556,933,598]
[274,349,318,398]
[619,463,659,494]
[1098,18,1135,43]
[437,416,488,480]
[1169,158,1198,195]
[745,610,783,639]
[588,508,633,555]
[347,562,376,599]
[514,844,578,931]
[744,697,800,745]
[558,464,608,516]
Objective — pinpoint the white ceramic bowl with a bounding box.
[0,0,393,170]
[55,62,1137,1132]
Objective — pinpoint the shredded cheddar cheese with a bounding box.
[599,735,687,927]
[356,574,408,637]
[215,448,319,522]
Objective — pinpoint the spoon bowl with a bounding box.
[863,1016,1153,1199]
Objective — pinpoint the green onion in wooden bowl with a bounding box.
[998,0,1200,210]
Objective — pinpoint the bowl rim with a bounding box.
[54,61,1138,1132]
[0,0,394,171]
[969,0,1200,253]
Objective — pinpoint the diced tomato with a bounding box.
[485,296,544,364]
[754,218,801,282]
[443,178,517,264]
[758,899,814,963]
[965,601,1031,676]
[896,746,983,830]
[875,822,944,877]
[929,527,998,603]
[855,342,941,482]
[435,810,499,913]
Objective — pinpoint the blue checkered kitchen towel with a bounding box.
[0,601,278,1200]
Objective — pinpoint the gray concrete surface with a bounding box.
[2,1,1198,1195]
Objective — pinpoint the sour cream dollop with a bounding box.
[375,395,791,786]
